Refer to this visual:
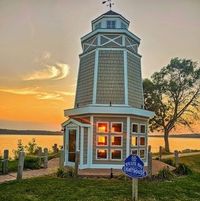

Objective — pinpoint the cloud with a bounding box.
[0,88,75,101]
[23,63,70,81]
[0,88,39,95]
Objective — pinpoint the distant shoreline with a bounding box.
[0,133,63,136]
[0,129,62,135]
[149,134,200,138]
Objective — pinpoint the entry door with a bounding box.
[68,129,76,162]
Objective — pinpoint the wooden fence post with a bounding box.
[2,150,9,174]
[174,150,179,167]
[44,148,48,169]
[148,145,152,177]
[17,151,25,180]
[159,146,162,160]
[132,178,138,201]
[38,147,42,166]
[52,144,58,153]
[59,149,65,169]
[74,151,80,177]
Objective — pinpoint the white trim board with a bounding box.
[64,106,155,118]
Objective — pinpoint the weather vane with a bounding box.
[102,0,114,10]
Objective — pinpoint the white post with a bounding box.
[17,151,25,180]
[43,148,48,169]
[59,149,65,169]
[132,178,138,201]
[126,116,130,157]
[80,127,84,168]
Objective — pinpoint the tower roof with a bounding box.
[92,10,130,25]
[103,10,120,16]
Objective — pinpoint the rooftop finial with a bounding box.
[102,0,114,10]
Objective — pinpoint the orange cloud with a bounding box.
[23,63,70,81]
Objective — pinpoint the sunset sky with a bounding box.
[0,0,200,131]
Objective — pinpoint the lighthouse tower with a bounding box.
[62,9,154,169]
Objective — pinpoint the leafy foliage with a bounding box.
[13,139,24,159]
[25,138,39,155]
[144,58,200,151]
[175,163,192,175]
[157,167,175,180]
[24,156,41,169]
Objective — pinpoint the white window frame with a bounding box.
[140,124,146,134]
[107,20,116,29]
[131,149,138,156]
[139,149,146,160]
[110,135,123,147]
[131,135,138,147]
[96,135,109,147]
[96,148,108,160]
[96,122,109,133]
[110,149,123,161]
[139,136,146,147]
[111,122,123,134]
[131,123,139,134]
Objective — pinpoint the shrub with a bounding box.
[175,163,192,175]
[161,159,175,166]
[56,168,65,178]
[56,167,75,178]
[25,138,38,155]
[24,156,41,169]
[157,167,175,180]
[13,139,24,159]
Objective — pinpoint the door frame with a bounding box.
[65,126,79,166]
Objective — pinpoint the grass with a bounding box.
[0,154,199,201]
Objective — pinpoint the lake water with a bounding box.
[0,134,199,157]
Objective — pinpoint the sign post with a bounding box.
[122,155,147,201]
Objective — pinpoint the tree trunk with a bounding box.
[164,130,170,153]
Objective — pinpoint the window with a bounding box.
[95,22,101,30]
[121,22,127,29]
[96,135,108,146]
[131,149,138,156]
[107,20,116,29]
[139,137,146,146]
[111,135,122,147]
[96,149,108,160]
[132,124,138,133]
[131,136,138,147]
[139,149,145,159]
[111,149,122,160]
[97,122,108,133]
[111,122,123,133]
[140,125,146,134]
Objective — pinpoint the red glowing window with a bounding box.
[96,135,108,146]
[111,123,123,133]
[96,149,108,159]
[97,122,108,133]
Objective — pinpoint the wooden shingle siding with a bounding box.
[83,127,88,165]
[75,52,95,107]
[127,52,143,108]
[96,50,125,104]
[93,116,127,165]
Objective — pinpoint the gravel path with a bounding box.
[0,158,175,183]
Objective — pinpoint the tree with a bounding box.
[143,58,200,152]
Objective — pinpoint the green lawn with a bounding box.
[0,155,200,201]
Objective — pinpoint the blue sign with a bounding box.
[122,155,147,178]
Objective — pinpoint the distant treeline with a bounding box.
[149,133,200,138]
[0,129,62,135]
